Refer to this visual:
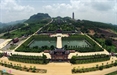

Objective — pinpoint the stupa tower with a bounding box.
[72,12,74,19]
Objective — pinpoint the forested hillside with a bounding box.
[25,13,51,23]
[73,20,117,32]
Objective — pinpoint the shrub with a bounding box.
[9,54,49,64]
[99,66,104,70]
[70,54,110,64]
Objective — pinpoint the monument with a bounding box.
[72,12,74,20]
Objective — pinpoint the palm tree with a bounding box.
[96,64,98,68]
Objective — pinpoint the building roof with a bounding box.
[50,48,70,55]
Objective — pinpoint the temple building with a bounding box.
[44,33,74,61]
[50,48,70,61]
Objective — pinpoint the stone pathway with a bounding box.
[50,33,68,48]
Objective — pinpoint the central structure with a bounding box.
[50,33,69,48]
[49,33,70,61]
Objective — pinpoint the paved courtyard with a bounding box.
[0,39,12,50]
[0,57,117,75]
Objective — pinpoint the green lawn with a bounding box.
[96,38,117,53]
[96,38,105,43]
[107,46,117,52]
[0,24,44,39]
[9,45,17,50]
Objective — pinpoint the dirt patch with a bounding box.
[88,29,95,35]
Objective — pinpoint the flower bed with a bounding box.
[0,60,47,73]
[72,61,117,73]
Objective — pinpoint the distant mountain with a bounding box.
[0,19,26,29]
[25,13,51,23]
[6,19,26,25]
[0,22,7,28]
[0,22,5,25]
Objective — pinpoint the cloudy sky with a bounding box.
[0,0,117,24]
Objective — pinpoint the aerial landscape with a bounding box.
[0,0,117,75]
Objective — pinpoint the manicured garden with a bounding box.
[63,34,103,52]
[0,60,47,73]
[40,23,76,33]
[8,54,49,64]
[16,35,56,52]
[70,54,110,64]
[16,34,103,53]
[72,60,117,73]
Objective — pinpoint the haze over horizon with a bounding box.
[0,0,117,24]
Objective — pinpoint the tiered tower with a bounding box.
[72,12,74,19]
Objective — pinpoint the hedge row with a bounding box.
[9,54,49,64]
[70,54,110,64]
[72,61,117,73]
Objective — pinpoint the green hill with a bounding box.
[25,13,51,23]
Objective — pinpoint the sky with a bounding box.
[0,0,117,24]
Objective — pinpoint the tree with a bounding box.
[105,39,112,46]
[108,48,112,53]
[32,66,36,72]
[50,45,54,50]
[33,46,38,49]
[99,66,103,70]
[64,45,68,49]
[70,56,77,64]
[42,54,47,64]
[96,64,99,68]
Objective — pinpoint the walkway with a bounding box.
[50,33,69,48]
[57,37,62,48]
[0,39,12,49]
